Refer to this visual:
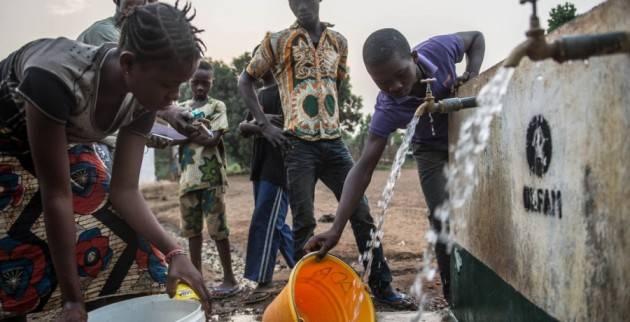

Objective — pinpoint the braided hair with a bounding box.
[119,1,205,63]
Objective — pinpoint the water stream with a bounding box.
[359,115,421,282]
[410,67,515,321]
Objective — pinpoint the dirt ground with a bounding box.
[141,168,447,319]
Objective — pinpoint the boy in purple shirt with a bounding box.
[306,28,485,302]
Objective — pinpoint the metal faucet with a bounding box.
[503,0,630,68]
[414,78,436,117]
[414,78,479,117]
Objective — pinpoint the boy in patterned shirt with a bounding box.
[238,0,413,309]
[176,59,241,298]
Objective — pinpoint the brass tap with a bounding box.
[414,78,437,117]
[414,78,479,117]
[503,0,630,68]
[504,0,556,67]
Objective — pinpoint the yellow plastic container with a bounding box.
[174,283,200,301]
[263,253,375,322]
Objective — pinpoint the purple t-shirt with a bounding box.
[369,34,465,151]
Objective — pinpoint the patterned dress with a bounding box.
[0,38,166,318]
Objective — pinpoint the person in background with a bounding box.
[175,59,242,299]
[306,28,486,303]
[77,0,158,171]
[0,3,211,321]
[238,0,414,309]
[239,69,295,304]
[77,0,149,45]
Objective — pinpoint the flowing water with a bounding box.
[355,67,515,321]
[359,115,421,282]
[410,67,515,321]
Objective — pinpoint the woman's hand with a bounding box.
[157,106,196,137]
[166,255,212,318]
[55,302,87,322]
[110,130,212,318]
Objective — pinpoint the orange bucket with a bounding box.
[262,253,376,322]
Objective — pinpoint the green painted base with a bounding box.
[451,245,558,322]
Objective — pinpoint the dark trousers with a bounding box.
[244,180,295,284]
[412,145,451,300]
[285,137,393,289]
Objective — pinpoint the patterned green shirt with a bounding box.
[178,98,229,195]
[246,22,348,141]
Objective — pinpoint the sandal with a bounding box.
[210,284,243,299]
[243,289,273,304]
[318,213,335,223]
[373,289,419,311]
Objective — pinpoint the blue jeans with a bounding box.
[285,137,393,289]
[244,180,295,284]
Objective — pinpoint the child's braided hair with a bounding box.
[119,1,205,63]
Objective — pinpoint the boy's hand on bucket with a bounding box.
[304,229,342,261]
[166,255,213,320]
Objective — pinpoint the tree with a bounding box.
[348,114,371,158]
[337,76,363,133]
[547,2,577,33]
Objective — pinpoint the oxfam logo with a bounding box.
[526,115,552,177]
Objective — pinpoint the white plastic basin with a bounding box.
[88,295,204,322]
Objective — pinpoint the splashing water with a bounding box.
[350,278,366,322]
[410,67,515,321]
[359,115,421,283]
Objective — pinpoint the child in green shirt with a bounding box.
[176,60,241,298]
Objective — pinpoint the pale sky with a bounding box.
[0,0,603,114]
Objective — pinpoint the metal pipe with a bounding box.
[553,32,630,63]
[459,96,478,109]
[414,96,479,116]
[435,96,478,113]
